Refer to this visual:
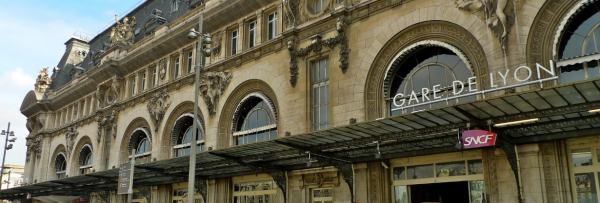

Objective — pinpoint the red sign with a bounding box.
[462,130,497,149]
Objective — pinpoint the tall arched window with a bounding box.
[557,1,600,84]
[387,43,474,115]
[172,113,205,157]
[128,127,152,164]
[233,93,277,145]
[55,152,67,179]
[78,144,93,174]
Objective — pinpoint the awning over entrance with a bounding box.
[4,79,600,200]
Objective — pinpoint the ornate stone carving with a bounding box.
[35,67,52,92]
[540,141,560,203]
[147,91,171,132]
[199,70,232,115]
[72,102,79,119]
[109,15,137,48]
[287,17,350,87]
[283,0,300,28]
[454,0,520,50]
[211,31,224,61]
[97,191,111,203]
[136,186,151,202]
[159,59,167,80]
[26,136,42,162]
[364,22,489,121]
[96,109,119,142]
[313,156,354,202]
[304,172,338,188]
[65,126,78,158]
[142,9,167,35]
[111,77,123,96]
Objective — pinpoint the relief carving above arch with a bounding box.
[217,80,279,149]
[364,21,490,121]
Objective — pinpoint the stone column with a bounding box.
[144,67,150,92]
[165,57,172,82]
[256,9,264,45]
[277,4,283,36]
[238,20,245,53]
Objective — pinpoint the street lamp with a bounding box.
[187,12,212,203]
[0,122,16,194]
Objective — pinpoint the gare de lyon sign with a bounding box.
[390,61,559,149]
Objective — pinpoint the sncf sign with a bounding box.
[462,130,497,149]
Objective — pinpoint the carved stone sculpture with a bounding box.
[96,109,119,142]
[65,127,79,158]
[147,92,171,132]
[35,68,52,92]
[72,102,79,120]
[283,0,299,28]
[109,14,137,48]
[454,0,519,50]
[26,136,42,163]
[159,59,167,80]
[287,16,350,87]
[111,77,123,96]
[211,31,224,61]
[199,70,232,115]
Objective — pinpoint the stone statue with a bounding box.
[199,70,232,115]
[454,0,518,50]
[110,15,137,48]
[65,127,78,158]
[159,59,167,80]
[35,68,52,92]
[147,91,171,132]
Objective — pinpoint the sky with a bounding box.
[0,0,143,166]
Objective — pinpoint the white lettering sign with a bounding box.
[464,134,494,146]
[392,61,557,109]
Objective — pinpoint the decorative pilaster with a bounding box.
[256,10,264,45]
[238,20,245,53]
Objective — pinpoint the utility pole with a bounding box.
[0,123,16,194]
[187,12,212,203]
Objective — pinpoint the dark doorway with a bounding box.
[410,181,469,203]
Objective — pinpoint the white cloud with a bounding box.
[0,68,36,91]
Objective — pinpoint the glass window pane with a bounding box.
[573,148,593,167]
[313,87,319,106]
[562,35,585,59]
[576,173,598,203]
[257,110,267,127]
[589,60,600,79]
[313,106,319,124]
[249,111,257,129]
[313,62,319,82]
[322,59,329,79]
[586,38,597,54]
[429,65,447,88]
[320,85,328,104]
[407,164,434,179]
[468,159,484,175]
[393,167,406,180]
[394,186,408,203]
[436,161,466,177]
[319,61,327,81]
[320,104,328,124]
[411,67,429,93]
[469,181,486,203]
[257,132,265,142]
[249,133,256,144]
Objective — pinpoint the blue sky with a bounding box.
[0,0,142,166]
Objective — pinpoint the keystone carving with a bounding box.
[35,67,52,92]
[109,14,137,48]
[287,17,350,87]
[147,91,171,132]
[454,0,521,50]
[199,70,232,115]
[65,126,79,158]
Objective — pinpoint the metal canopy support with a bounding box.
[195,179,208,203]
[313,156,354,203]
[135,186,151,202]
[274,141,353,203]
[495,137,524,203]
[209,152,288,203]
[98,190,111,203]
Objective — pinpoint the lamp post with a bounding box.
[186,12,212,203]
[0,123,16,193]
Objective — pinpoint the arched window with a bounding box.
[128,127,152,164]
[172,114,205,157]
[233,93,277,145]
[55,152,67,179]
[387,44,474,115]
[78,144,93,175]
[557,1,600,84]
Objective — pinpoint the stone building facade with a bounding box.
[11,0,600,203]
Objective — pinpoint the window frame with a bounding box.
[187,51,194,73]
[141,73,146,92]
[267,12,278,40]
[131,77,136,96]
[152,67,157,88]
[174,57,180,79]
[311,58,330,131]
[231,30,239,55]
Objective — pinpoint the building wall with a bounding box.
[19,0,594,202]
